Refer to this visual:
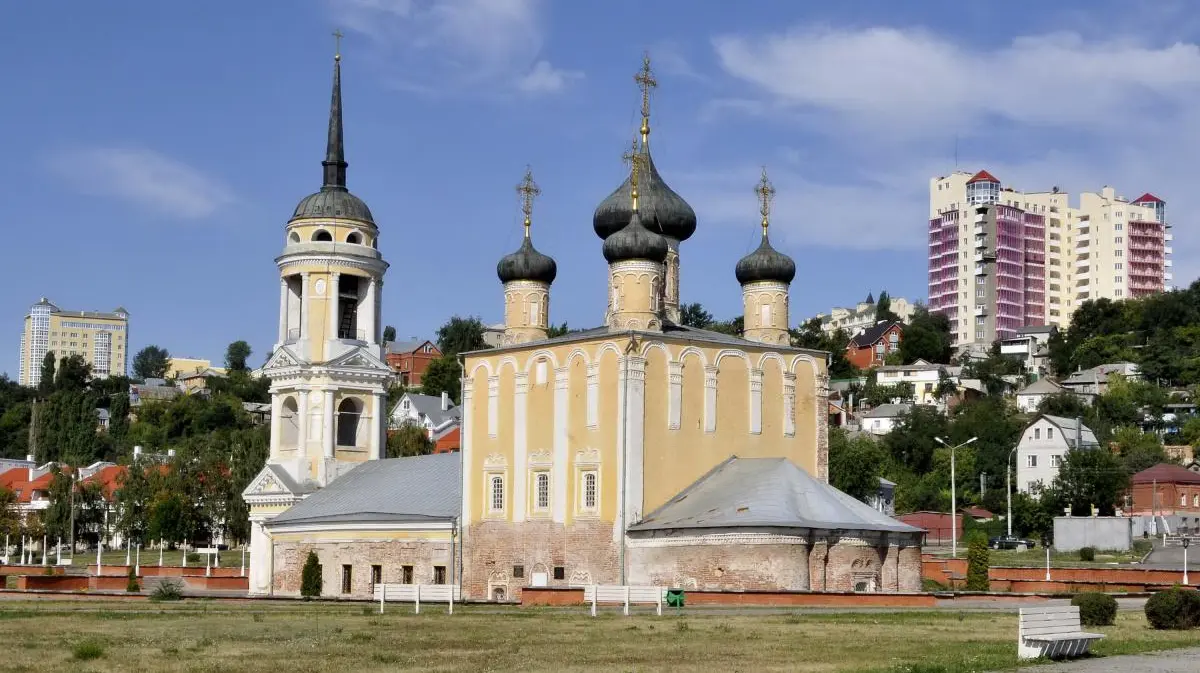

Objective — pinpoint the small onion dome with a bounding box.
[593,152,696,242]
[735,233,796,285]
[497,236,557,284]
[603,211,669,264]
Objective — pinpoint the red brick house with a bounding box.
[1130,463,1200,515]
[845,321,903,370]
[384,339,441,387]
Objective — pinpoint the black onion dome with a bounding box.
[292,189,374,223]
[603,212,669,264]
[593,152,696,242]
[735,233,796,285]
[497,237,557,284]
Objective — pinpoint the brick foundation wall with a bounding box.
[464,519,617,601]
[627,539,810,591]
[274,538,453,599]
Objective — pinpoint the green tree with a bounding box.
[882,406,950,474]
[421,356,463,405]
[0,487,21,541]
[382,325,397,343]
[386,423,435,458]
[55,354,92,391]
[546,322,571,338]
[108,392,130,447]
[42,466,74,542]
[680,303,714,329]
[876,291,900,323]
[965,535,990,591]
[38,352,56,396]
[898,306,952,364]
[132,346,171,380]
[828,429,886,501]
[435,316,489,357]
[707,316,743,337]
[1112,426,1169,474]
[300,551,323,598]
[224,340,252,373]
[115,459,155,547]
[1053,448,1129,516]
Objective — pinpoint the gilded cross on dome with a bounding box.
[756,166,776,235]
[515,165,540,237]
[332,29,344,61]
[634,52,656,140]
[622,136,646,211]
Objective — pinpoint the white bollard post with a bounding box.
[379,584,385,614]
[591,585,598,617]
[415,584,421,615]
[448,586,454,615]
[215,547,219,568]
[624,585,630,617]
[42,536,48,566]
[96,543,102,576]
[241,546,246,577]
[56,537,61,565]
[125,539,131,567]
[182,540,188,567]
[135,545,141,575]
[206,552,211,578]
[1045,546,1051,581]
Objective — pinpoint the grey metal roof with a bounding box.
[629,457,920,533]
[861,403,913,419]
[593,148,696,242]
[497,235,557,284]
[847,320,901,348]
[269,453,460,526]
[1040,415,1099,447]
[394,393,461,427]
[1016,378,1065,396]
[385,339,433,355]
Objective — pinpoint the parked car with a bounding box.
[989,535,1036,550]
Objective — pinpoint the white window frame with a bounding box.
[533,470,550,513]
[486,472,506,517]
[1026,455,1038,468]
[580,470,598,514]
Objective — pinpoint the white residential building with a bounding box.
[814,293,916,336]
[1014,378,1095,414]
[860,403,915,436]
[388,392,461,436]
[874,360,950,406]
[1060,362,1141,396]
[997,325,1056,378]
[1016,415,1099,495]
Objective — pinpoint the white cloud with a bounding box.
[517,60,582,93]
[703,25,1200,286]
[330,0,578,95]
[46,147,234,219]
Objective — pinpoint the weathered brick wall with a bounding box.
[273,538,453,598]
[897,544,923,592]
[627,536,810,591]
[463,519,617,601]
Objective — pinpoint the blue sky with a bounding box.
[4,0,1199,374]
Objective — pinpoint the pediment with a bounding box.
[242,465,299,498]
[327,346,389,371]
[263,346,303,371]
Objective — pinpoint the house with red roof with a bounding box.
[1130,463,1200,515]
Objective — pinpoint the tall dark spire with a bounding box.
[322,33,347,192]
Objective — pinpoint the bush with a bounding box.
[1079,546,1096,562]
[150,578,184,602]
[1144,588,1200,630]
[1071,592,1117,627]
[966,536,990,592]
[72,640,105,660]
[126,567,140,593]
[300,551,322,599]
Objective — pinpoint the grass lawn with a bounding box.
[0,600,1195,673]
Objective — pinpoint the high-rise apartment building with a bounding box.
[929,170,1172,347]
[18,298,129,387]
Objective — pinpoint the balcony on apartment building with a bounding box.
[1165,232,1174,242]
[974,305,988,317]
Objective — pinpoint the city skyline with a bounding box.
[4,0,1200,377]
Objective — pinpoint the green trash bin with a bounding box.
[666,589,685,608]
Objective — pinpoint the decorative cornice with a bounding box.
[703,365,718,388]
[626,532,810,547]
[277,254,386,275]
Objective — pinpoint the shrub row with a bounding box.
[1145,588,1200,630]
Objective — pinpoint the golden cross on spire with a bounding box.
[756,166,776,236]
[634,52,656,141]
[516,165,540,238]
[622,136,645,211]
[333,29,344,61]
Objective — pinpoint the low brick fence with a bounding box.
[86,565,244,578]
[0,565,65,577]
[922,553,1188,592]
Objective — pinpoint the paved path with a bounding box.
[1012,647,1200,673]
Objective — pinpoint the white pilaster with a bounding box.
[278,278,289,345]
[297,388,309,459]
[460,377,473,548]
[322,389,335,459]
[783,372,797,437]
[703,365,718,433]
[327,272,340,359]
[299,272,310,340]
[487,376,499,438]
[369,392,383,460]
[269,394,282,459]
[513,372,529,523]
[749,368,763,435]
[374,279,383,346]
[667,361,682,430]
[247,519,272,596]
[552,367,569,523]
[614,356,627,544]
[586,363,599,428]
[623,356,646,526]
[363,278,377,346]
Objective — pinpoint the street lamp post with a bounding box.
[936,437,978,558]
[1184,538,1190,586]
[1007,446,1018,538]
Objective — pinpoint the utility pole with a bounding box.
[980,473,987,498]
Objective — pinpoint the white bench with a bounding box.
[373,583,461,614]
[582,584,666,616]
[1018,606,1105,660]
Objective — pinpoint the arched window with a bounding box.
[313,230,333,242]
[280,396,299,448]
[289,231,300,243]
[346,232,362,245]
[535,472,549,511]
[490,475,505,513]
[583,472,597,510]
[336,398,362,447]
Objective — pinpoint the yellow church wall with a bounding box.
[463,334,827,529]
[286,218,377,248]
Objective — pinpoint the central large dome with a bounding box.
[593,150,696,242]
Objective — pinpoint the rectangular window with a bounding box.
[402,565,414,584]
[1048,429,1054,440]
[434,566,447,585]
[534,471,550,511]
[553,566,565,580]
[370,564,382,588]
[1026,455,1038,468]
[582,471,598,511]
[1034,428,1041,439]
[513,565,525,578]
[489,474,505,513]
[341,565,353,594]
[760,303,771,326]
[1051,455,1062,468]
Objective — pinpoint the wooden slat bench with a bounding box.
[582,585,665,616]
[1017,606,1105,660]
[373,583,461,614]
